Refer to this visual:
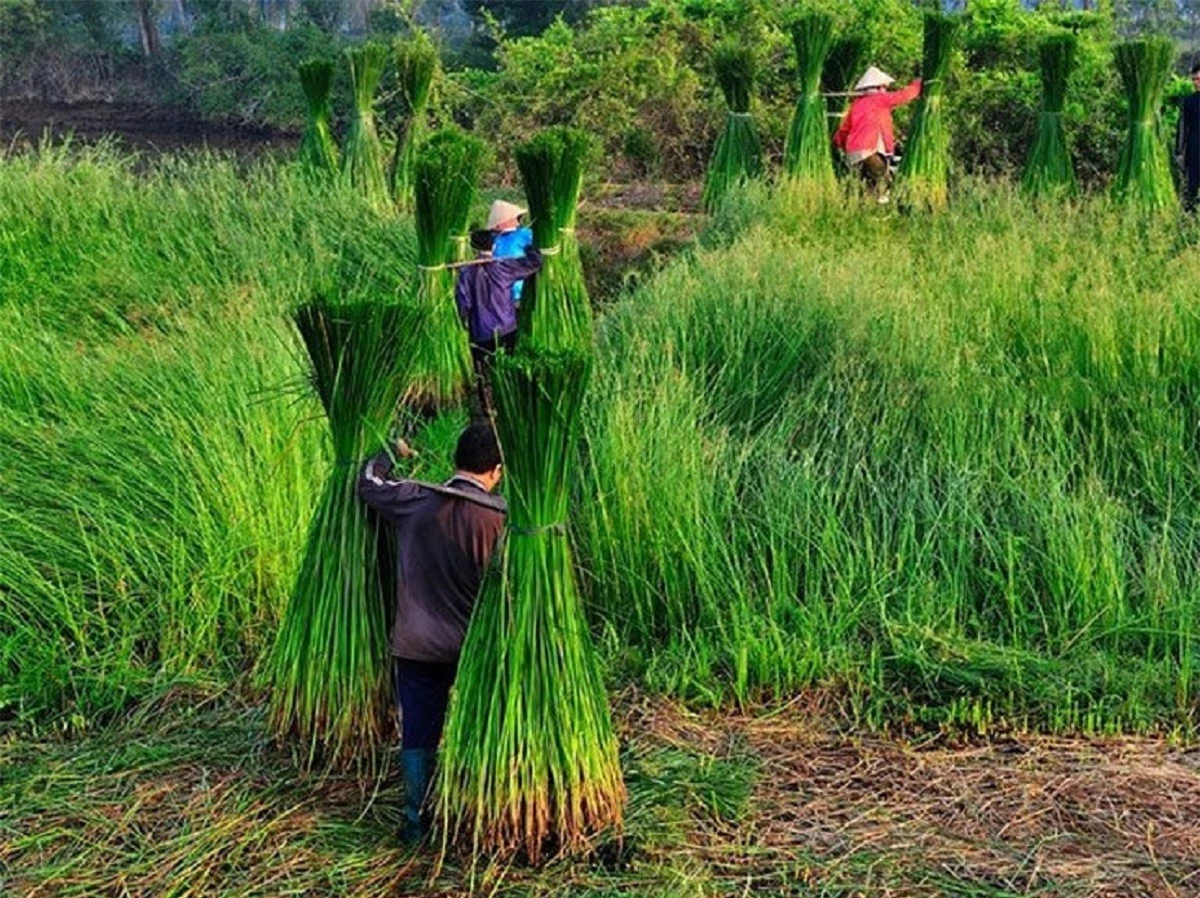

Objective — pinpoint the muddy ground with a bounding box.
[0,100,296,155]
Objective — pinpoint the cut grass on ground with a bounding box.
[4,690,1198,898]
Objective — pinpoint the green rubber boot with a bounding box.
[400,749,430,845]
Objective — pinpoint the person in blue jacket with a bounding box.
[487,200,534,303]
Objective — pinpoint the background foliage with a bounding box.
[4,0,1200,183]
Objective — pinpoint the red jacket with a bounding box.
[833,80,922,156]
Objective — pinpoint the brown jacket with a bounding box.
[357,453,506,662]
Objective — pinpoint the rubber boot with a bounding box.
[400,748,430,845]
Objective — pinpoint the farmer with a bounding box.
[1176,62,1200,212]
[487,199,535,304]
[833,67,922,201]
[357,422,507,845]
[455,229,543,417]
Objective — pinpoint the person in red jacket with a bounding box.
[833,67,922,200]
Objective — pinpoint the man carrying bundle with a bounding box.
[1176,63,1200,212]
[455,229,542,416]
[356,423,507,845]
[833,67,922,200]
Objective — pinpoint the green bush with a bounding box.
[3,0,1183,189]
[172,21,344,127]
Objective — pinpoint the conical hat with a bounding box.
[487,200,527,230]
[854,66,896,91]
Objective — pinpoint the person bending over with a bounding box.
[455,229,542,416]
[356,423,507,844]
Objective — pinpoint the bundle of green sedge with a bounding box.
[784,12,835,185]
[515,127,593,353]
[297,58,338,175]
[1113,37,1176,212]
[823,34,867,115]
[898,12,959,210]
[390,32,438,212]
[412,128,485,402]
[342,42,390,212]
[268,295,426,770]
[435,348,624,864]
[702,42,764,214]
[1023,32,1078,198]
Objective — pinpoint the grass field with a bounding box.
[584,182,1200,735]
[2,146,1200,895]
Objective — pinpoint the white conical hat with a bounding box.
[487,199,527,230]
[854,66,896,91]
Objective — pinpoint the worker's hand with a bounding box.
[394,438,419,460]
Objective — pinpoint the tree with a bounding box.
[133,0,163,55]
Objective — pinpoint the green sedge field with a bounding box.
[3,148,1200,896]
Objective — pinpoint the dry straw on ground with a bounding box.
[5,688,1199,897]
[628,696,1200,897]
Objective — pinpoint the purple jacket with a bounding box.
[455,246,543,345]
[357,453,507,662]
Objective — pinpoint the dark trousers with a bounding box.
[393,657,457,752]
[470,329,517,420]
[1186,168,1200,213]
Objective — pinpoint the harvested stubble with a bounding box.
[10,689,1199,898]
[390,32,438,212]
[436,348,624,864]
[1113,37,1176,212]
[1022,32,1077,197]
[627,698,1200,897]
[898,12,959,210]
[267,296,426,770]
[297,58,338,175]
[342,42,390,212]
[515,127,593,353]
[784,13,835,185]
[702,42,764,214]
[412,128,485,403]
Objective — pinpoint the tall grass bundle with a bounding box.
[898,12,959,210]
[702,42,764,214]
[436,348,623,863]
[413,128,485,401]
[268,296,426,770]
[1023,33,1078,197]
[1113,37,1176,212]
[515,127,593,353]
[784,13,835,184]
[823,34,867,110]
[342,42,390,212]
[297,59,338,175]
[390,32,438,212]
